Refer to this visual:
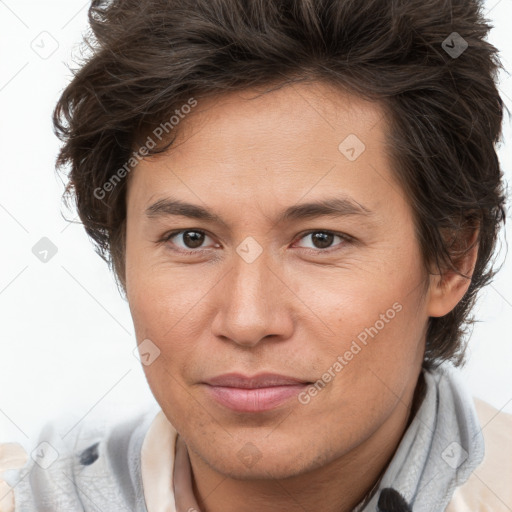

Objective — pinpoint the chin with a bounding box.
[189,434,321,480]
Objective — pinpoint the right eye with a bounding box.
[161,229,221,254]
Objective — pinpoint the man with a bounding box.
[1,0,511,510]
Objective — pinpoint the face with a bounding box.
[125,81,431,480]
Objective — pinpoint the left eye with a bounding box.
[294,231,347,251]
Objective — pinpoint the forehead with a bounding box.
[126,81,396,215]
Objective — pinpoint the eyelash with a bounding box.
[159,229,352,256]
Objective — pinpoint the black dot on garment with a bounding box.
[79,443,100,466]
[377,488,413,512]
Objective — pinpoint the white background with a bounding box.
[1,0,511,450]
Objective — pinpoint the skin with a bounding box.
[124,81,477,512]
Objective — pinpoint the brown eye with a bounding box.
[181,230,206,249]
[295,231,348,252]
[164,230,217,252]
[310,232,335,249]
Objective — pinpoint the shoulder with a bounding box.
[0,443,27,512]
[1,406,159,512]
[446,397,512,511]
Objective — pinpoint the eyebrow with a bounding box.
[145,196,373,226]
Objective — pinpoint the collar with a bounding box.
[366,363,485,511]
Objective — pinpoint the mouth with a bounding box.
[202,372,312,412]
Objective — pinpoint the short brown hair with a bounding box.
[53,0,507,369]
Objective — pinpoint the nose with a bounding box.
[210,248,295,348]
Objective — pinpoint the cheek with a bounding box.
[126,266,214,391]
[292,253,425,339]
[328,298,426,424]
[294,260,427,397]
[127,276,200,421]
[127,252,205,327]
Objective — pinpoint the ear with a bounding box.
[426,226,479,318]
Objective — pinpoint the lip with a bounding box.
[204,372,310,388]
[202,373,311,412]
